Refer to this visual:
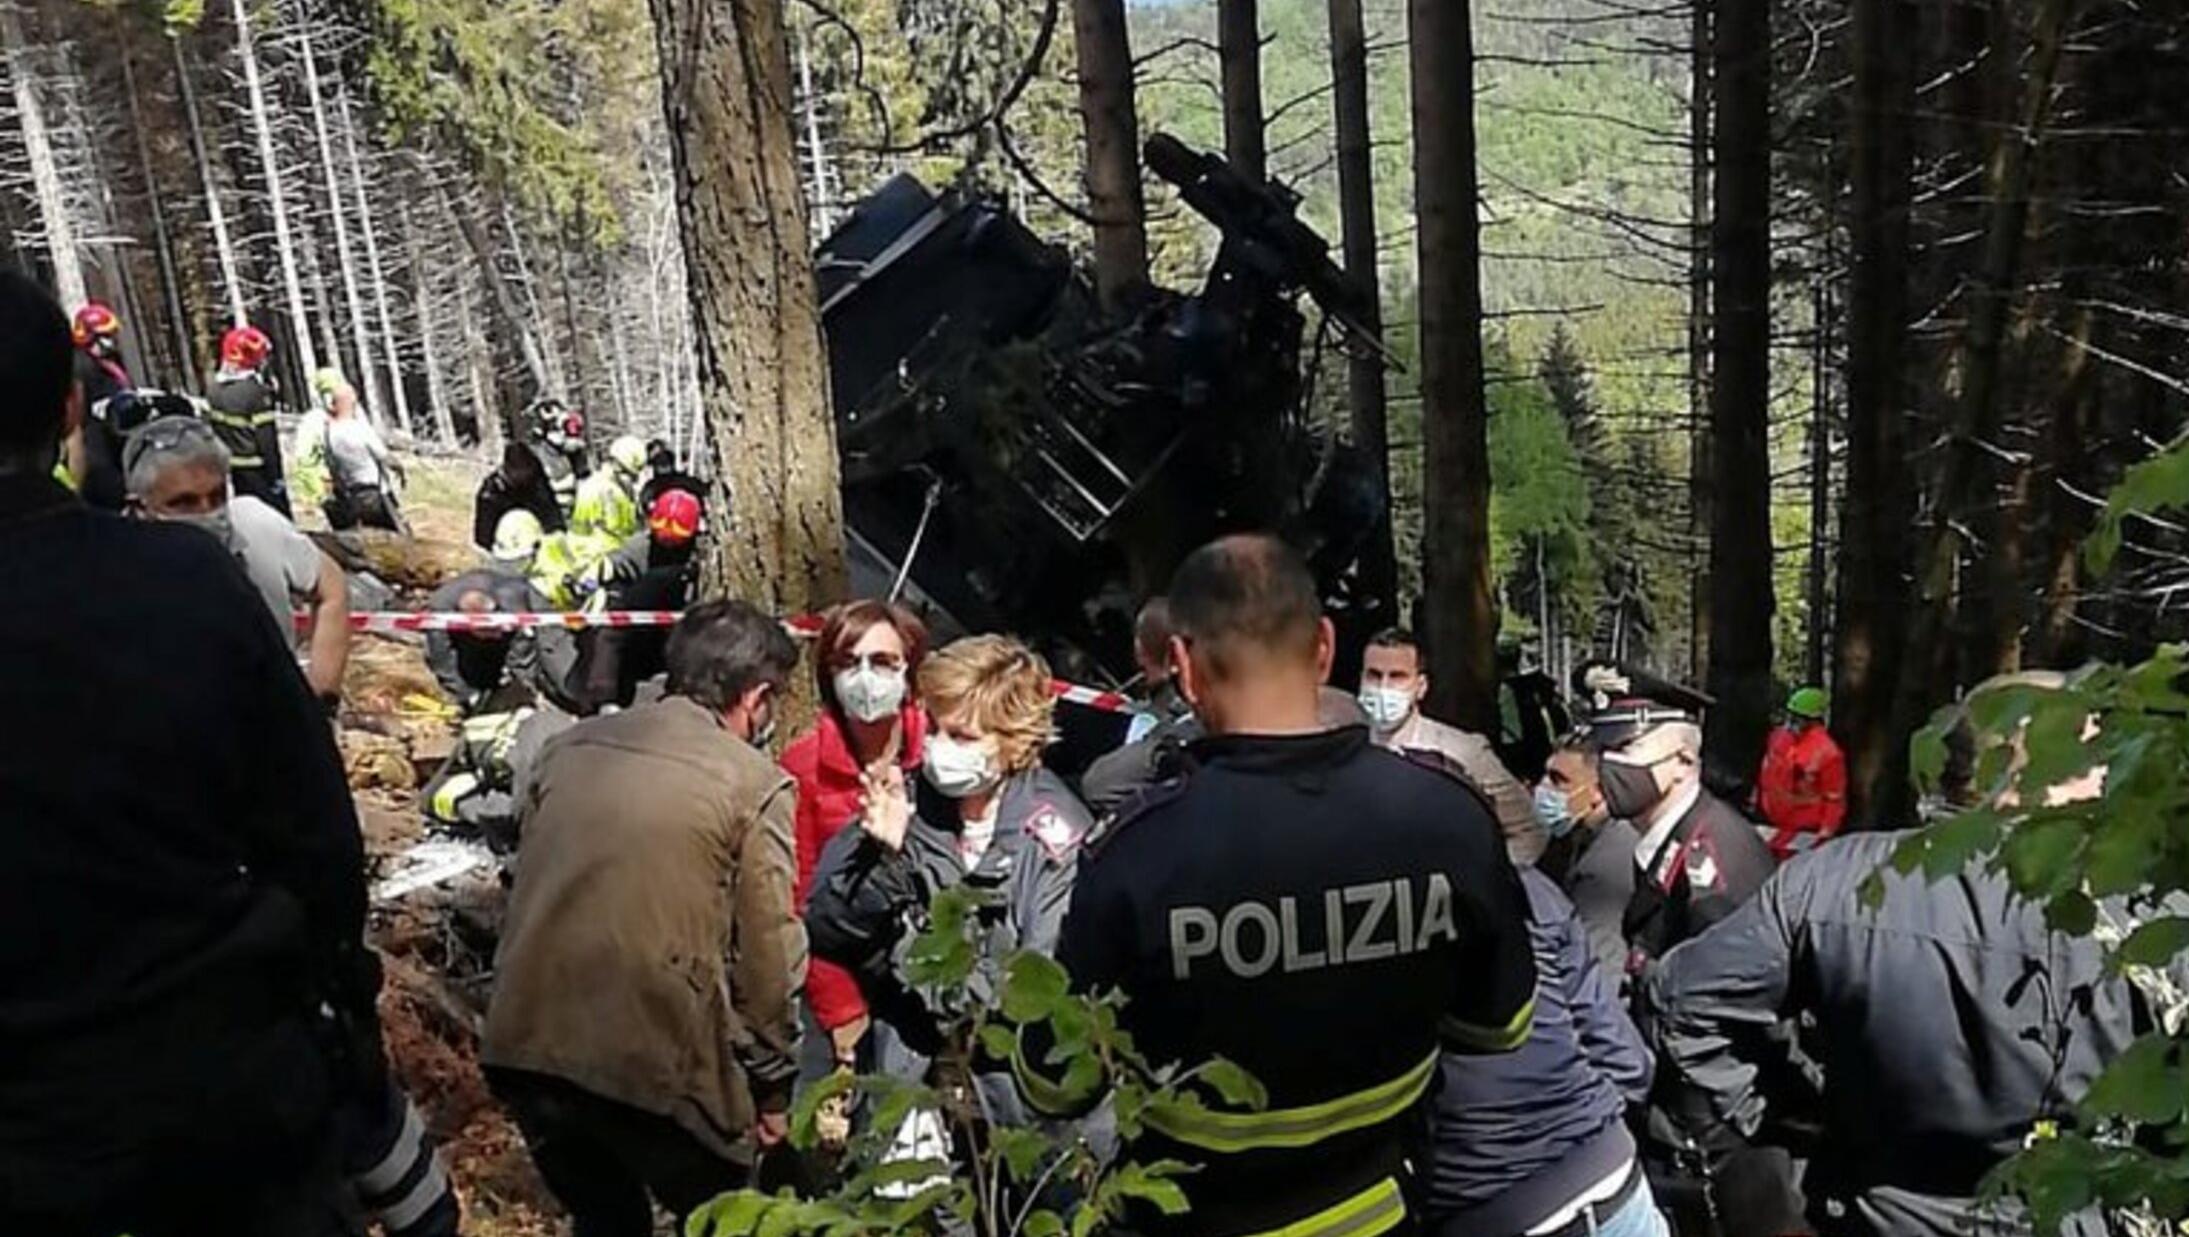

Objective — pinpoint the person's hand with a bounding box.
[860,765,912,852]
[754,1108,790,1150]
[828,1014,870,1069]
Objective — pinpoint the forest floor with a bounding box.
[319,451,568,1235]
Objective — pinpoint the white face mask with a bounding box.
[1358,685,1416,734]
[160,499,235,550]
[923,732,1001,800]
[833,662,908,725]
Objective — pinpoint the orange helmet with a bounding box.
[72,303,121,348]
[646,488,702,546]
[220,325,272,370]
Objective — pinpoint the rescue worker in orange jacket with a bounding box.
[1756,687,1847,858]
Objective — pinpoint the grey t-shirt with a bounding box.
[229,494,324,641]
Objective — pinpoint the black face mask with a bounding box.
[1599,759,1665,821]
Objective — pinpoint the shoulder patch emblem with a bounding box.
[1027,803,1084,864]
[1684,836,1722,891]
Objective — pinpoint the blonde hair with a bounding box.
[918,634,1056,773]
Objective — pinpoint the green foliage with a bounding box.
[2089,439,2189,575]
[1890,642,2189,1231]
[685,886,1254,1237]
[354,0,651,236]
[1484,337,1595,640]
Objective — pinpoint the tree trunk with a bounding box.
[794,26,835,236]
[444,187,553,401]
[1218,0,1266,182]
[339,87,413,437]
[1702,0,1775,793]
[300,33,382,424]
[2,1,84,309]
[234,0,317,376]
[453,262,499,451]
[1832,0,1918,827]
[174,36,245,329]
[649,0,848,618]
[502,199,569,400]
[1328,0,1395,617]
[402,196,457,445]
[1409,0,1498,732]
[1881,0,2073,824]
[1805,271,1832,688]
[1071,0,1149,313]
[303,230,344,382]
[119,43,197,391]
[1686,0,1713,684]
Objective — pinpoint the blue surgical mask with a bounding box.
[1534,783,1580,838]
[1358,685,1415,734]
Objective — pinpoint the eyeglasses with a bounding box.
[121,414,219,476]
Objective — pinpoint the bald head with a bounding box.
[1168,534,1323,679]
[1166,534,1333,736]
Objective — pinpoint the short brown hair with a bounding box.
[1366,627,1425,672]
[1168,534,1321,679]
[814,600,929,715]
[917,634,1056,773]
[667,600,800,712]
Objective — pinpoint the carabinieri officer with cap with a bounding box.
[1572,662,1776,979]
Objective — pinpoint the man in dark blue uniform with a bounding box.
[1022,534,1538,1237]
[0,272,371,1235]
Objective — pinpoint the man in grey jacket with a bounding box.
[1643,827,2176,1236]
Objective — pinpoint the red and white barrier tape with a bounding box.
[335,610,684,635]
[317,608,1135,714]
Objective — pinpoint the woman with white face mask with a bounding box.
[804,634,1094,1136]
[782,601,930,1075]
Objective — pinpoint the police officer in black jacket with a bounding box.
[1646,827,2174,1237]
[1573,663,1774,977]
[0,272,370,1236]
[1020,534,1539,1237]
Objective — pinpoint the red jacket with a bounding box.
[1757,723,1847,857]
[780,706,928,1031]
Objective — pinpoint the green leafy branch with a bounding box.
[1873,645,2189,1232]
[687,885,1263,1237]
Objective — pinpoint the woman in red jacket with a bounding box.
[780,599,929,1072]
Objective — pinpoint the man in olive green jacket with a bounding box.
[484,600,805,1236]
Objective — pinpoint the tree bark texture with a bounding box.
[234,0,317,376]
[1832,0,1918,827]
[339,87,412,437]
[1218,0,1266,182]
[1686,0,1713,684]
[650,0,849,618]
[1881,0,2072,825]
[2,0,84,310]
[1408,0,1498,733]
[174,36,246,330]
[119,42,196,392]
[1071,0,1149,313]
[1702,0,1775,793]
[1328,0,1395,616]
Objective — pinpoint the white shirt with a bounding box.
[324,416,391,489]
[1633,780,1703,878]
[228,495,325,647]
[956,802,1000,869]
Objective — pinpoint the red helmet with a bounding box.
[72,303,121,348]
[220,325,272,370]
[646,489,702,546]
